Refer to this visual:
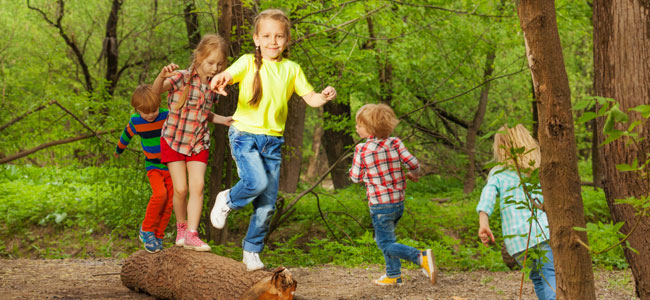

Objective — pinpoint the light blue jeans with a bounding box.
[226,126,283,253]
[515,241,556,300]
[369,202,420,278]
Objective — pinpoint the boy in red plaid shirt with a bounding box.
[349,103,438,286]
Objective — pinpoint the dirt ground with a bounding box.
[0,258,636,300]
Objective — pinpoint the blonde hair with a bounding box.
[131,84,159,114]
[249,9,291,107]
[493,124,541,171]
[174,34,228,110]
[355,103,399,139]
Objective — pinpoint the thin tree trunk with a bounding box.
[463,49,495,194]
[517,1,597,299]
[306,108,324,181]
[184,0,201,49]
[322,101,354,189]
[279,95,306,193]
[104,0,121,96]
[593,0,650,298]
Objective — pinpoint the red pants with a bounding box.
[142,169,174,239]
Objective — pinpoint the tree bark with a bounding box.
[306,108,324,181]
[593,0,650,298]
[103,0,122,96]
[322,101,354,189]
[183,0,201,49]
[517,1,597,299]
[462,49,495,194]
[120,247,297,300]
[279,95,306,193]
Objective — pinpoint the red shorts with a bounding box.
[160,138,209,164]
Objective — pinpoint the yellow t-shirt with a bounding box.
[227,54,314,136]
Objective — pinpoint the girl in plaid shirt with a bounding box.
[209,9,336,271]
[349,103,437,286]
[152,34,234,252]
[477,124,556,300]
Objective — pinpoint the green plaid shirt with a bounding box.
[476,167,550,256]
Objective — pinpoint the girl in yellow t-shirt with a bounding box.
[209,8,336,271]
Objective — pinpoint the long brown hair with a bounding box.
[174,34,228,110]
[249,9,291,107]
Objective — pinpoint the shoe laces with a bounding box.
[245,251,262,264]
[186,231,205,245]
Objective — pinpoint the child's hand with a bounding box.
[210,72,232,96]
[406,172,419,182]
[478,226,495,246]
[113,152,119,159]
[321,86,337,101]
[159,63,179,78]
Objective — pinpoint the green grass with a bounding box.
[0,163,627,271]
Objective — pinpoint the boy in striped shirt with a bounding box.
[115,84,173,253]
[349,103,437,286]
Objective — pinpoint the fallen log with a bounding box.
[121,247,297,300]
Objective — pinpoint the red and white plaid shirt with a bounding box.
[349,136,420,206]
[161,68,219,155]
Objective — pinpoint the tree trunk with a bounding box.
[322,101,354,189]
[462,49,495,194]
[183,0,201,49]
[306,108,324,181]
[103,0,121,96]
[279,95,306,193]
[593,1,650,298]
[516,1,597,299]
[206,0,236,244]
[120,247,297,300]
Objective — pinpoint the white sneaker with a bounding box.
[242,250,264,271]
[210,189,231,229]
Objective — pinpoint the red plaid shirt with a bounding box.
[349,136,420,206]
[161,68,219,155]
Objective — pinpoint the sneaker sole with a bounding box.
[424,249,437,285]
[210,190,230,229]
[373,280,403,286]
[183,245,211,252]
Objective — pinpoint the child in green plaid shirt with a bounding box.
[476,124,556,300]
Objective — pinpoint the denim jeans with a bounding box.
[227,126,284,253]
[369,202,420,278]
[515,241,556,300]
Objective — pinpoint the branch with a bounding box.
[399,67,529,119]
[27,0,94,92]
[387,0,512,18]
[292,0,365,24]
[292,4,388,44]
[0,129,119,164]
[0,100,56,133]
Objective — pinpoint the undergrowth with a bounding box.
[0,163,625,271]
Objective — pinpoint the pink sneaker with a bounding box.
[184,230,211,252]
[175,223,187,246]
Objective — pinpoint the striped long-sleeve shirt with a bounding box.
[349,136,420,206]
[476,167,550,256]
[115,109,169,171]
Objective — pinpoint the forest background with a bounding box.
[0,0,645,298]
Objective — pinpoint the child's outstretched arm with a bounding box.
[152,63,180,95]
[302,86,337,107]
[209,112,234,126]
[478,211,495,246]
[209,71,233,96]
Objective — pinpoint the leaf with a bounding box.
[576,112,598,124]
[616,159,639,172]
[630,104,650,118]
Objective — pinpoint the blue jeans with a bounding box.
[369,202,420,278]
[227,126,284,253]
[515,241,556,300]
